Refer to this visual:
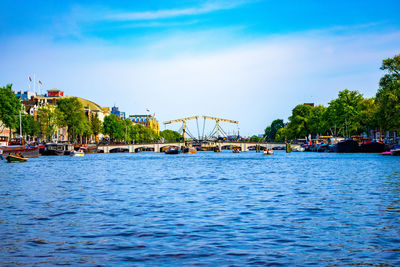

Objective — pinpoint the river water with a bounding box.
[0,151,399,265]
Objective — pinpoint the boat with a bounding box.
[263,148,274,155]
[1,145,39,158]
[292,145,305,152]
[333,139,360,153]
[381,151,391,156]
[165,147,180,154]
[360,141,386,153]
[75,144,98,154]
[183,147,197,154]
[232,147,240,153]
[391,145,400,156]
[41,143,65,156]
[6,154,28,163]
[71,149,85,157]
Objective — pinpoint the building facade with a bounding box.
[129,115,160,135]
[111,106,126,120]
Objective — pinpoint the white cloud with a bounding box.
[105,1,248,21]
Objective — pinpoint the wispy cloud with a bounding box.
[105,1,248,21]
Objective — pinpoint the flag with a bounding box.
[38,80,42,85]
[29,76,32,82]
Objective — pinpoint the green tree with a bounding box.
[122,119,133,143]
[16,113,40,137]
[90,113,102,142]
[250,135,262,142]
[309,105,328,136]
[325,89,364,137]
[160,129,182,142]
[274,127,288,142]
[375,54,400,131]
[286,104,313,139]
[103,114,124,141]
[358,98,378,133]
[56,97,90,141]
[0,84,22,138]
[264,119,285,141]
[38,104,63,141]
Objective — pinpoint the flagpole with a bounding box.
[19,111,22,138]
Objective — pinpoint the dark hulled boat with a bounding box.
[360,141,386,153]
[41,144,65,156]
[333,139,360,153]
[165,147,180,154]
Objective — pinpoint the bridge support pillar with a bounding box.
[129,145,134,153]
[241,143,247,152]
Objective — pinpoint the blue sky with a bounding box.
[1,0,400,136]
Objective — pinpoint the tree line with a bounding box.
[0,88,181,143]
[262,55,400,142]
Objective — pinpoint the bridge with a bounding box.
[98,142,185,153]
[97,142,290,153]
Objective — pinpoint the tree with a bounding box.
[309,105,328,136]
[38,104,63,141]
[160,129,182,142]
[103,114,124,141]
[358,98,378,134]
[0,84,22,138]
[274,127,287,142]
[375,54,400,131]
[16,113,40,137]
[325,89,364,137]
[56,97,90,141]
[264,119,285,141]
[90,113,102,142]
[286,104,313,139]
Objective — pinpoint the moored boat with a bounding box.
[333,139,360,153]
[165,147,180,154]
[360,141,386,153]
[232,147,240,153]
[41,144,65,156]
[2,145,39,158]
[391,145,400,156]
[6,154,28,163]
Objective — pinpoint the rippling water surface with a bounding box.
[1,151,400,265]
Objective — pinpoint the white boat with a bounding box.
[71,150,85,157]
[263,149,274,155]
[292,146,305,152]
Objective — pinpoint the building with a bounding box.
[47,88,64,97]
[111,106,126,120]
[18,88,110,142]
[304,103,315,107]
[129,115,160,135]
[15,90,37,100]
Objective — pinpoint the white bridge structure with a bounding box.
[97,142,288,153]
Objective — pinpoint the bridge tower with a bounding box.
[163,116,200,141]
